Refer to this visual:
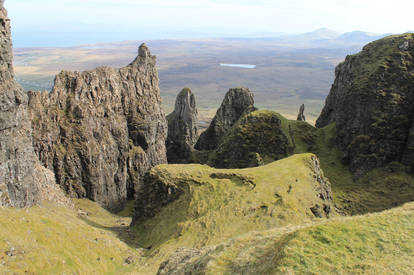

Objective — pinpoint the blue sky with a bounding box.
[6,0,414,47]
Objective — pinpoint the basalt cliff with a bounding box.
[28,44,168,211]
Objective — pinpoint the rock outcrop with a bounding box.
[297,104,306,121]
[0,2,57,208]
[166,88,198,163]
[316,34,414,176]
[212,110,289,168]
[194,87,255,151]
[28,44,167,211]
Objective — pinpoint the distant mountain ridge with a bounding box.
[266,28,391,48]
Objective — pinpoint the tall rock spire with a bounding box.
[166,88,199,163]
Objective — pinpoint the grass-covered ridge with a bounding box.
[131,153,334,273]
[159,202,414,274]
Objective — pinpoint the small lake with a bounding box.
[220,63,256,69]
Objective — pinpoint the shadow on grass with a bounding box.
[78,215,144,250]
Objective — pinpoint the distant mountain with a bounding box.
[290,28,341,40]
[337,31,390,43]
[264,28,391,48]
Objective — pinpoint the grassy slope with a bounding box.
[0,154,332,274]
[0,200,141,274]
[169,202,414,274]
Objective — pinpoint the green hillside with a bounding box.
[158,202,414,274]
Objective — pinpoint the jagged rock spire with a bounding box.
[139,43,150,58]
[297,104,306,121]
[195,87,255,151]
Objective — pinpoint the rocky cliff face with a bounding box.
[166,88,198,163]
[0,3,56,207]
[316,34,414,176]
[195,87,255,151]
[28,44,167,211]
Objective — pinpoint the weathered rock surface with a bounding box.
[28,44,167,211]
[166,88,198,163]
[0,2,58,208]
[297,104,306,121]
[212,110,289,168]
[316,34,414,176]
[194,87,255,151]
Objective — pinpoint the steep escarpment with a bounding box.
[195,87,255,151]
[316,34,414,176]
[0,2,62,208]
[28,44,167,211]
[166,88,198,163]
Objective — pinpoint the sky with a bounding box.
[6,0,414,47]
